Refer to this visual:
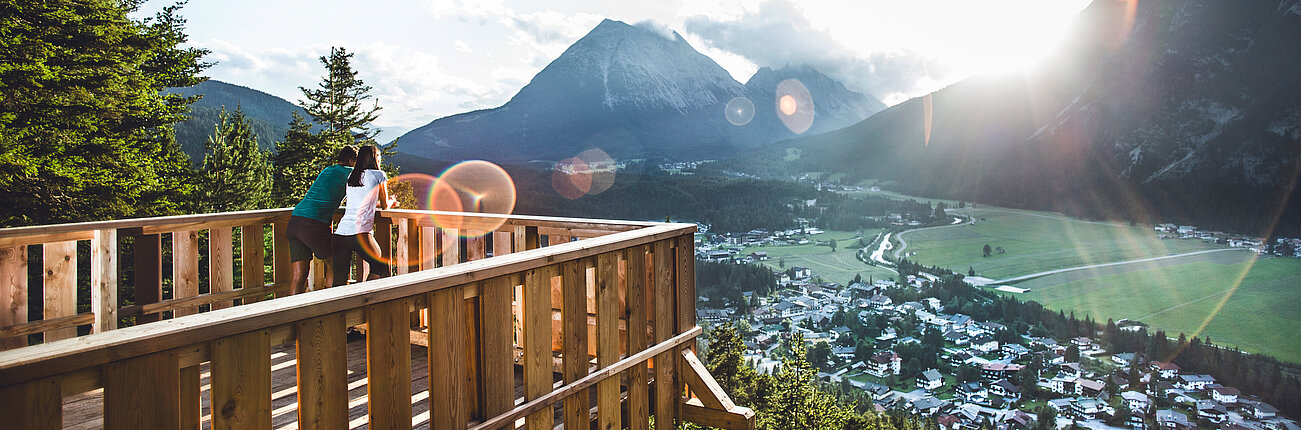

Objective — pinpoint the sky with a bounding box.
[135,0,1091,141]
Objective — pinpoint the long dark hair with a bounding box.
[347,145,380,187]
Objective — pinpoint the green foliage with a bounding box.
[271,112,333,206]
[298,47,381,144]
[0,0,209,226]
[762,334,856,429]
[197,107,272,212]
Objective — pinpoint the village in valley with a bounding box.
[691,219,1299,430]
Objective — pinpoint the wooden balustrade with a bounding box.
[0,210,753,429]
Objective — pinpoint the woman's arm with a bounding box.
[376,173,397,210]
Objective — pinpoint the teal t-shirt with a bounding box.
[292,164,353,222]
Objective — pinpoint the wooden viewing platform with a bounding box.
[0,208,753,429]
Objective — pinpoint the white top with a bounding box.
[334,169,387,236]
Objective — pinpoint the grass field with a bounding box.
[900,207,1224,280]
[1010,256,1301,363]
[740,230,898,286]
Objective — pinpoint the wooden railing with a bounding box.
[0,209,754,429]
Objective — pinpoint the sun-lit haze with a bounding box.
[135,0,1090,140]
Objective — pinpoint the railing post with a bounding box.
[625,245,650,430]
[240,224,265,304]
[132,232,162,324]
[366,298,413,430]
[172,231,199,317]
[211,330,272,429]
[524,266,554,430]
[597,252,622,429]
[272,219,290,297]
[0,377,60,429]
[295,313,348,430]
[209,227,233,310]
[42,241,77,341]
[104,350,180,430]
[0,245,28,350]
[561,259,589,428]
[480,275,515,417]
[427,286,468,428]
[653,240,677,430]
[91,229,118,333]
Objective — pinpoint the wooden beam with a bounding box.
[0,377,60,429]
[427,286,469,428]
[681,399,756,430]
[0,313,94,339]
[625,246,650,430]
[596,252,621,430]
[653,240,677,430]
[172,231,199,317]
[479,276,515,417]
[180,365,200,430]
[0,245,29,350]
[132,233,162,324]
[561,259,589,428]
[104,350,180,430]
[679,349,735,411]
[91,229,118,332]
[523,266,553,430]
[365,298,413,430]
[0,223,694,387]
[295,314,348,430]
[239,224,265,304]
[211,330,272,429]
[271,220,290,297]
[43,241,78,341]
[470,326,701,430]
[210,227,234,310]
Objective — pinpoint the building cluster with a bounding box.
[698,255,1297,430]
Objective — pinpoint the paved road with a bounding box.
[991,248,1247,284]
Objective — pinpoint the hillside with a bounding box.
[166,79,306,160]
[768,0,1301,235]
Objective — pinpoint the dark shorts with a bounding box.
[287,216,332,262]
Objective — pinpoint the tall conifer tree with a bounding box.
[199,107,272,212]
[0,1,209,225]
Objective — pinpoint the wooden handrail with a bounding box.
[0,222,694,386]
[0,210,752,430]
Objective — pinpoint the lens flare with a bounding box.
[552,157,591,200]
[725,97,756,126]
[775,79,814,134]
[922,93,934,146]
[576,149,616,195]
[432,160,517,234]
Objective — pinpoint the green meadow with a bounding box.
[1013,257,1301,363]
[740,230,898,286]
[900,207,1223,280]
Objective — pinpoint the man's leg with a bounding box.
[290,259,310,295]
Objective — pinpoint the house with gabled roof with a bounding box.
[917,369,944,390]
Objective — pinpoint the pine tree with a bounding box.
[299,47,381,144]
[271,112,333,206]
[198,107,273,212]
[0,1,209,225]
